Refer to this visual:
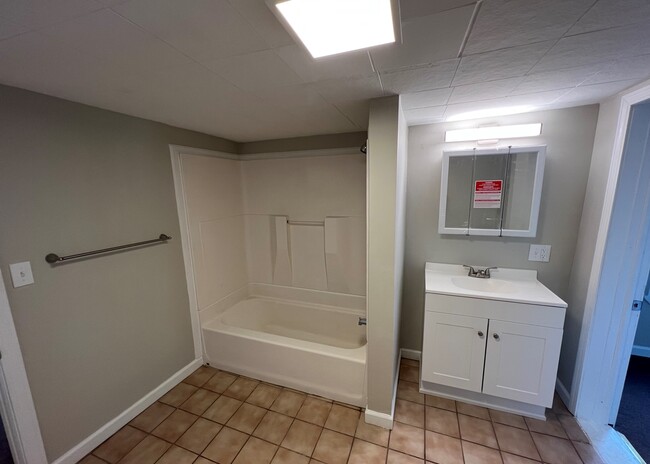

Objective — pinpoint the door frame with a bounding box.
[571,82,650,428]
[0,270,48,463]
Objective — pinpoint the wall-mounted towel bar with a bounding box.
[45,234,171,264]
[286,220,324,226]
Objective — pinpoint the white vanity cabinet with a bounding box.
[421,263,567,419]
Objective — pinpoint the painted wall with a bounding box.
[366,96,408,416]
[0,85,236,461]
[401,106,599,355]
[239,132,366,154]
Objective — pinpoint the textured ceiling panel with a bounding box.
[405,105,446,125]
[509,65,601,96]
[381,59,459,94]
[275,45,375,83]
[448,77,524,104]
[399,0,476,20]
[401,88,453,110]
[0,0,103,29]
[555,79,644,105]
[567,0,650,36]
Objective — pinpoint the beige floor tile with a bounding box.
[355,416,390,447]
[271,447,311,464]
[159,383,198,408]
[195,458,216,464]
[233,436,278,464]
[395,399,425,428]
[271,390,307,417]
[203,395,243,424]
[227,403,267,434]
[425,406,459,437]
[253,411,294,445]
[501,452,541,464]
[573,441,605,464]
[281,419,323,456]
[347,439,387,464]
[531,432,582,464]
[202,427,249,464]
[458,413,498,448]
[401,358,420,368]
[388,421,425,459]
[312,429,353,464]
[457,402,490,420]
[396,380,424,404]
[324,404,360,436]
[184,366,218,387]
[92,426,147,463]
[151,409,198,442]
[296,397,333,427]
[129,403,175,433]
[180,388,219,416]
[493,423,540,460]
[118,435,170,464]
[247,383,282,409]
[488,409,527,429]
[224,377,260,401]
[424,430,463,464]
[524,412,567,439]
[425,394,456,412]
[399,364,419,383]
[386,449,424,464]
[79,456,106,464]
[155,445,197,464]
[558,414,590,443]
[204,371,238,393]
[176,417,222,454]
[462,440,503,464]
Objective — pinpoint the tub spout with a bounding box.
[358,317,367,326]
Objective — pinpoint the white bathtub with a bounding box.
[202,290,367,406]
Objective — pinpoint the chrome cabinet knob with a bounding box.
[493,333,500,340]
[478,331,484,337]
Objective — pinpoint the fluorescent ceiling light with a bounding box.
[445,123,542,142]
[274,0,395,58]
[446,106,536,122]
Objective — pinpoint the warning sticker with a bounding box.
[473,180,502,209]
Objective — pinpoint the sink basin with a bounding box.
[450,276,517,294]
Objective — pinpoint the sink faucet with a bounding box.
[463,265,498,279]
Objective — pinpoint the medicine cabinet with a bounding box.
[439,145,545,237]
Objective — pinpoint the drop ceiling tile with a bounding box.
[370,5,474,72]
[448,77,524,104]
[113,0,268,61]
[584,54,650,85]
[275,45,375,83]
[401,88,453,110]
[400,0,476,20]
[332,100,370,129]
[380,59,458,94]
[464,0,593,55]
[404,106,446,126]
[227,0,295,48]
[204,49,303,92]
[0,0,103,30]
[509,64,602,95]
[555,79,642,104]
[314,75,384,103]
[567,0,650,36]
[0,17,28,40]
[453,40,555,86]
[533,23,650,73]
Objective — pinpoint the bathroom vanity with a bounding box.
[421,263,567,419]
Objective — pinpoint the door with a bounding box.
[421,311,487,392]
[483,320,562,406]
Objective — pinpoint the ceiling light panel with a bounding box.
[273,0,395,58]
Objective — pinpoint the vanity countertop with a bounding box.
[425,262,567,308]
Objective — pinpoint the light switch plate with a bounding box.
[529,244,551,262]
[9,261,34,288]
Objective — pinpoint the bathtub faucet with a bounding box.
[358,317,367,326]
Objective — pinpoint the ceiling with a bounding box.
[1,0,650,142]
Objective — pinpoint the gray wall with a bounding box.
[0,85,236,461]
[401,106,599,353]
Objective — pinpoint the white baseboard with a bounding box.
[52,358,203,464]
[400,348,421,361]
[631,345,650,358]
[364,408,394,429]
[555,377,574,414]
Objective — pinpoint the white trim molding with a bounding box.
[400,348,421,361]
[52,358,203,464]
[631,345,650,358]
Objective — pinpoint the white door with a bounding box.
[421,311,488,392]
[483,320,562,406]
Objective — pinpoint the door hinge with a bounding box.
[632,300,643,312]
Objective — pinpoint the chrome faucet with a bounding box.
[463,265,498,279]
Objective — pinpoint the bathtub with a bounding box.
[202,289,367,406]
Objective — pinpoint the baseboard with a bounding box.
[555,377,574,414]
[631,345,650,358]
[400,348,421,361]
[51,358,203,464]
[364,408,395,429]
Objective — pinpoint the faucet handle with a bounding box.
[484,266,498,277]
[463,265,477,276]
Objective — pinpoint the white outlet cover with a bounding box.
[9,261,34,288]
[528,244,551,262]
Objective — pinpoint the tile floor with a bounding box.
[81,359,605,464]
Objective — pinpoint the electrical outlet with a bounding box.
[9,261,34,288]
[529,244,551,262]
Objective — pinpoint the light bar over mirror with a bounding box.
[445,123,543,143]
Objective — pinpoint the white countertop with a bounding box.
[425,263,567,308]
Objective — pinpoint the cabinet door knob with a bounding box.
[478,331,484,337]
[493,333,500,340]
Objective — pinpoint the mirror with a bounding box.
[439,146,545,237]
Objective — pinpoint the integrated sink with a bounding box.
[451,276,517,294]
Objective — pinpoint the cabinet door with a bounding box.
[483,320,563,406]
[422,311,488,392]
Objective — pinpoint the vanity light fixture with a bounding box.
[271,0,396,58]
[445,123,542,143]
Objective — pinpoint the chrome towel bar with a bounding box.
[45,233,171,264]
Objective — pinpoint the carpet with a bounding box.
[615,354,650,461]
